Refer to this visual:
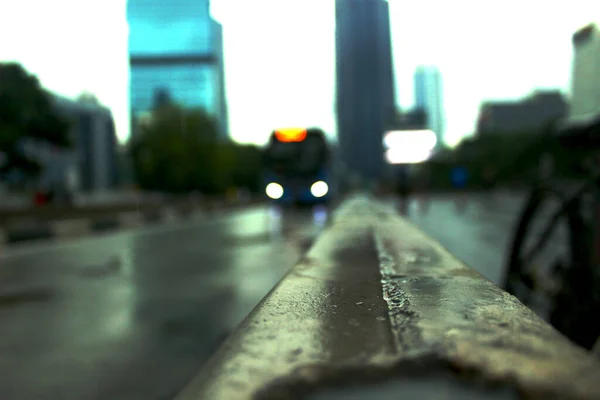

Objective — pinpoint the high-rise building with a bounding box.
[476,91,567,136]
[127,0,228,140]
[388,108,428,131]
[19,94,119,196]
[414,66,444,146]
[212,19,229,138]
[335,0,396,184]
[570,23,600,118]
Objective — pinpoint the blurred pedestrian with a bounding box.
[451,165,469,190]
[451,166,469,213]
[397,164,411,214]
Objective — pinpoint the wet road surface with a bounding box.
[0,205,327,400]
[0,193,528,400]
[397,190,526,285]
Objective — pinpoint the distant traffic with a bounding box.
[263,128,331,205]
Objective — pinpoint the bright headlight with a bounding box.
[266,182,284,199]
[310,181,328,198]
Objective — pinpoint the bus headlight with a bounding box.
[266,182,284,199]
[310,181,328,198]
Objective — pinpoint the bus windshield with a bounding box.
[264,130,328,176]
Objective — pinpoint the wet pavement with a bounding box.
[0,192,527,400]
[399,190,526,285]
[0,206,327,400]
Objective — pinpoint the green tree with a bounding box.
[230,144,262,193]
[0,62,71,182]
[116,143,135,187]
[447,127,581,187]
[130,104,227,193]
[130,103,268,194]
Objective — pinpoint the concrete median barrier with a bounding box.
[175,195,600,400]
[0,196,265,247]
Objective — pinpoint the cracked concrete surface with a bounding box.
[176,196,600,400]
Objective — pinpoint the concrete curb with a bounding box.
[175,195,600,400]
[0,199,262,247]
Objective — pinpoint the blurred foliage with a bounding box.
[77,91,100,105]
[230,143,262,193]
[416,124,592,190]
[0,62,71,181]
[116,143,135,187]
[129,104,262,194]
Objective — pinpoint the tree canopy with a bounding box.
[77,91,100,105]
[0,62,71,181]
[420,126,586,189]
[129,104,262,194]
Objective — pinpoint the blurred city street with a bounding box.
[402,190,526,285]
[0,206,324,400]
[0,191,526,400]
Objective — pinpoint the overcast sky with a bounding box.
[1,0,597,147]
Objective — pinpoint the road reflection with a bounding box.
[313,205,328,227]
[0,205,314,400]
[101,247,136,339]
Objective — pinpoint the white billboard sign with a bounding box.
[383,129,437,164]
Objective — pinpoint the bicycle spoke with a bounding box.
[523,211,563,263]
[516,192,575,308]
[532,267,561,297]
[523,190,582,264]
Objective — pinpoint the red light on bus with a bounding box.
[275,128,307,142]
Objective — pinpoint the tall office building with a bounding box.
[476,91,567,136]
[127,0,228,140]
[18,95,119,195]
[212,19,229,138]
[570,23,600,118]
[335,0,396,184]
[414,66,444,147]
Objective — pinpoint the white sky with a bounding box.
[1,0,598,147]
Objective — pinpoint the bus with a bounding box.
[262,127,332,205]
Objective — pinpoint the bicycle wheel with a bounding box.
[503,184,600,349]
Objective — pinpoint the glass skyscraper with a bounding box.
[127,0,228,139]
[414,66,444,147]
[335,0,396,184]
